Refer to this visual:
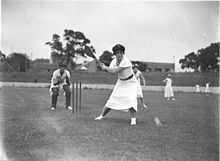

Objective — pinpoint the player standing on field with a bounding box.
[49,63,72,110]
[194,84,201,93]
[163,74,175,101]
[132,64,148,108]
[204,81,211,95]
[94,44,138,125]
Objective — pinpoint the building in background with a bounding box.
[32,58,56,72]
[144,62,175,72]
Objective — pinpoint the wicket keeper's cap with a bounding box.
[112,44,125,54]
[167,74,172,78]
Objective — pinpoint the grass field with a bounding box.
[0,71,219,86]
[0,87,219,161]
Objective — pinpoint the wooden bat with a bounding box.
[84,46,101,65]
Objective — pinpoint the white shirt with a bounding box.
[134,70,141,83]
[109,56,133,79]
[206,83,210,88]
[164,78,172,86]
[50,69,70,88]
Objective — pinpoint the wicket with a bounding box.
[71,80,82,114]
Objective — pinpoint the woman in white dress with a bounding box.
[163,74,175,101]
[194,84,200,93]
[94,44,138,125]
[132,64,147,108]
[205,81,211,95]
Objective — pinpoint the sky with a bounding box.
[1,0,219,71]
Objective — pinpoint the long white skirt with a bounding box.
[105,76,138,111]
[205,87,210,93]
[164,85,174,97]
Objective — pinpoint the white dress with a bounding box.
[134,70,143,98]
[164,78,174,98]
[105,57,138,111]
[205,83,210,93]
[195,85,200,93]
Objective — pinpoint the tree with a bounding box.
[0,50,6,60]
[99,50,113,66]
[179,42,219,72]
[197,43,219,72]
[179,52,200,71]
[45,34,63,55]
[6,53,30,72]
[46,29,96,69]
[0,50,15,72]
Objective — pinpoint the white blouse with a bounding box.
[134,70,141,83]
[109,56,133,79]
[164,78,172,86]
[51,69,70,87]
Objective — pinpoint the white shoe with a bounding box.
[172,98,175,101]
[143,104,148,108]
[94,115,103,121]
[67,106,73,110]
[50,107,55,110]
[131,118,136,125]
[154,117,162,126]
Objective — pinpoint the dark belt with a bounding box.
[119,74,133,81]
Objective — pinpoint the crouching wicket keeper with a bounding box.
[49,63,72,110]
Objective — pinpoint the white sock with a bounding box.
[131,118,136,125]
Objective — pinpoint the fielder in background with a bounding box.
[163,74,175,101]
[49,63,72,110]
[94,44,138,125]
[205,81,211,95]
[194,84,201,93]
[132,64,148,108]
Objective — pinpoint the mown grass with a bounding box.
[0,71,219,86]
[0,87,218,161]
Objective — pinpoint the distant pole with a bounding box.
[173,55,175,73]
[11,46,13,53]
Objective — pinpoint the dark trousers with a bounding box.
[51,84,71,108]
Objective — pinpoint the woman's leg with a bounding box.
[51,87,59,109]
[139,97,147,108]
[94,107,111,120]
[129,107,136,125]
[102,107,111,117]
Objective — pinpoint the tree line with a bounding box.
[0,51,30,72]
[0,29,219,72]
[179,42,219,72]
